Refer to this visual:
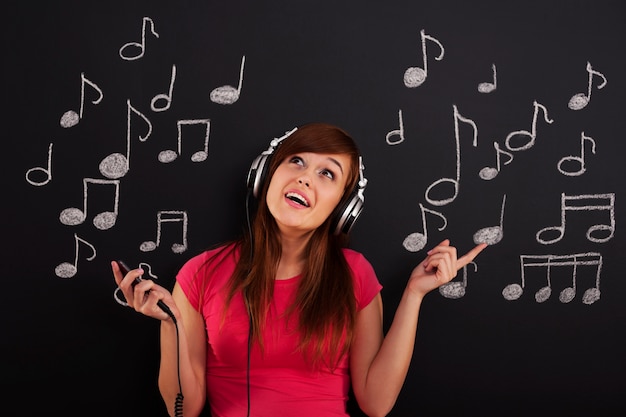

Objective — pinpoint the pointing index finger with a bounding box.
[457,243,488,269]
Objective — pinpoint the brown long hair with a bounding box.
[224,122,362,368]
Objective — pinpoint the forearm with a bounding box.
[158,319,206,417]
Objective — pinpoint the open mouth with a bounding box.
[285,192,310,207]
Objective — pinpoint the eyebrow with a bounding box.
[327,156,344,175]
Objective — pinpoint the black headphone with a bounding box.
[246,127,368,235]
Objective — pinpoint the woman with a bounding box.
[112,122,487,417]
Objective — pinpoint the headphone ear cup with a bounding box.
[247,153,271,198]
[331,189,364,235]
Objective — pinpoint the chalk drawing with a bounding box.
[403,203,447,252]
[404,29,444,88]
[59,72,103,128]
[473,194,506,245]
[557,131,596,177]
[26,143,53,186]
[55,233,96,278]
[140,210,188,253]
[210,55,246,105]
[536,193,615,245]
[113,261,157,307]
[439,262,477,299]
[99,99,153,179]
[504,100,553,152]
[119,17,159,61]
[151,64,176,112]
[386,110,405,145]
[158,118,211,163]
[425,105,478,206]
[59,178,121,230]
[568,61,607,110]
[502,252,602,305]
[477,63,497,93]
[479,141,513,180]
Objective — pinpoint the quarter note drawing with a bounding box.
[55,233,97,278]
[385,109,405,145]
[479,141,513,180]
[26,143,53,186]
[473,194,506,245]
[140,210,189,253]
[477,63,497,93]
[403,29,445,88]
[568,61,607,110]
[439,262,477,299]
[557,131,596,177]
[119,17,159,61]
[504,100,553,152]
[402,203,448,252]
[210,55,246,105]
[424,105,478,206]
[151,64,176,112]
[59,178,121,230]
[99,99,153,179]
[159,118,211,163]
[59,72,104,128]
[536,193,615,245]
[502,252,602,305]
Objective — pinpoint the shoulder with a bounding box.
[341,248,382,309]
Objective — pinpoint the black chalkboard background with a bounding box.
[5,1,625,416]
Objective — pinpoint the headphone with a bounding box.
[246,127,368,235]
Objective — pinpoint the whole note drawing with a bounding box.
[385,110,405,145]
[439,262,477,299]
[473,194,506,245]
[99,99,153,179]
[536,193,615,245]
[26,143,53,186]
[159,119,211,163]
[151,64,176,112]
[502,252,602,305]
[403,203,448,252]
[478,141,513,180]
[477,63,497,93]
[504,100,553,152]
[59,72,104,128]
[424,105,478,207]
[140,210,189,253]
[210,55,246,105]
[557,131,596,177]
[404,29,444,88]
[119,17,160,61]
[59,178,121,230]
[113,261,158,307]
[568,61,607,110]
[55,233,97,278]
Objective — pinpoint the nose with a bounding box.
[298,178,310,187]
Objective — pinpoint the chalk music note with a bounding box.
[59,72,104,128]
[119,17,159,61]
[425,105,478,206]
[439,262,477,299]
[158,119,211,163]
[140,210,188,253]
[151,64,176,112]
[536,193,615,245]
[473,194,506,245]
[403,29,444,88]
[59,178,121,230]
[210,55,246,105]
[479,141,513,180]
[386,110,405,145]
[55,233,96,278]
[557,131,596,177]
[568,61,607,110]
[26,143,53,186]
[113,261,158,307]
[477,63,497,93]
[502,252,602,305]
[99,99,153,179]
[402,203,448,252]
[504,100,553,152]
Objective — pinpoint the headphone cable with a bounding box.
[244,189,254,417]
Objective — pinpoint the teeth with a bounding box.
[286,192,309,207]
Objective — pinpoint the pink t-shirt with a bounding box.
[176,244,382,417]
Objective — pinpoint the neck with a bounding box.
[276,231,311,280]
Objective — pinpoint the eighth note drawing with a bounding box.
[59,178,121,230]
[557,131,596,177]
[477,63,497,93]
[479,141,513,180]
[140,210,189,253]
[403,29,444,88]
[26,143,53,186]
[59,72,103,128]
[386,110,405,145]
[55,233,96,278]
[403,203,447,253]
[439,262,477,299]
[568,61,607,110]
[158,119,211,163]
[504,100,553,152]
[210,55,246,105]
[473,194,506,245]
[119,17,159,61]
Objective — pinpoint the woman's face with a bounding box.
[266,152,352,237]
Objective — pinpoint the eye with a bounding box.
[289,156,304,166]
[319,168,335,180]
